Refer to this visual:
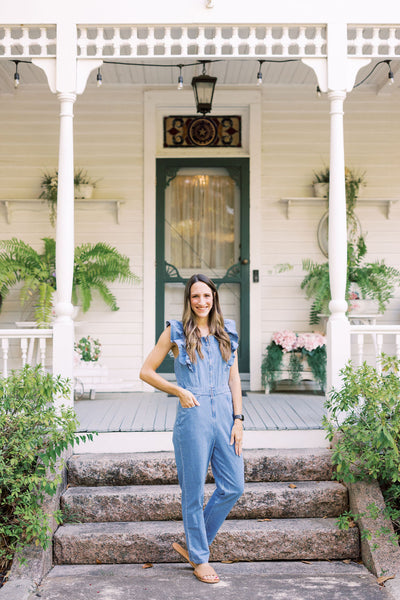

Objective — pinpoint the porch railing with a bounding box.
[0,328,53,377]
[350,325,400,374]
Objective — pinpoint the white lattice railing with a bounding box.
[77,24,327,58]
[347,26,400,57]
[0,329,53,377]
[0,26,56,58]
[350,325,400,374]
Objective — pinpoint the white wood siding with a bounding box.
[260,86,400,371]
[0,85,144,388]
[0,82,399,388]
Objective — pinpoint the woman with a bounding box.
[140,273,244,584]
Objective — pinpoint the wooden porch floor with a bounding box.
[75,392,326,433]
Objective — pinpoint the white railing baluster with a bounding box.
[0,329,53,376]
[396,334,400,360]
[376,334,383,374]
[1,338,9,377]
[356,333,364,366]
[39,338,47,370]
[21,337,28,367]
[350,325,400,375]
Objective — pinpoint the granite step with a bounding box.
[61,480,347,522]
[53,518,360,565]
[67,448,333,487]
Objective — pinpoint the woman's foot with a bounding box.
[193,562,220,584]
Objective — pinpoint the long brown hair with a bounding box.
[182,274,232,363]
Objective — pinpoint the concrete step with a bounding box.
[67,448,333,487]
[61,480,348,523]
[53,518,360,564]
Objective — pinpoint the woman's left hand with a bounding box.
[230,420,243,456]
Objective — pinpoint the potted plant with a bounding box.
[261,329,327,392]
[74,336,101,362]
[73,335,106,398]
[301,236,400,325]
[312,166,366,214]
[312,166,330,198]
[39,168,98,225]
[0,237,139,327]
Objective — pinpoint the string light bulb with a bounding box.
[177,65,183,90]
[316,85,322,97]
[96,67,103,87]
[13,61,20,88]
[256,60,264,86]
[386,60,394,85]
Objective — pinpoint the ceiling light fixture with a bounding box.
[191,61,217,115]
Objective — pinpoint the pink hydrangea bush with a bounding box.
[272,330,326,353]
[296,333,326,352]
[272,330,298,353]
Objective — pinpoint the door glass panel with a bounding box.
[165,282,185,322]
[157,158,249,373]
[217,283,241,337]
[165,168,240,278]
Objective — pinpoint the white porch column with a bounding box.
[52,92,76,409]
[326,90,350,393]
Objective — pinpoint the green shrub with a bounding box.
[323,356,400,540]
[0,365,94,570]
[323,355,400,485]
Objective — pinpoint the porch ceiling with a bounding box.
[0,57,398,93]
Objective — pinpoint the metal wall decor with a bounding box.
[164,116,241,148]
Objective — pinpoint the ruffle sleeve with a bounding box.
[224,319,239,367]
[166,320,192,369]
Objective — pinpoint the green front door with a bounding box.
[156,157,249,372]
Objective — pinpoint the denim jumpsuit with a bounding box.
[167,319,245,565]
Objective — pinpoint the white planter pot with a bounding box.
[348,299,379,315]
[74,184,94,199]
[313,182,329,198]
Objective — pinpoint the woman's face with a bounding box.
[190,281,214,320]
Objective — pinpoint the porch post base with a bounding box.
[326,314,350,394]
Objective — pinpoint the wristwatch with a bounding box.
[234,414,245,421]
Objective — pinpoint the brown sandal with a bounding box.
[172,542,196,568]
[172,543,220,584]
[193,565,220,584]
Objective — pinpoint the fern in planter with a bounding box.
[0,237,139,326]
[301,237,400,325]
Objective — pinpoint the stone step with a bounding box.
[61,480,347,523]
[53,518,360,564]
[67,448,333,487]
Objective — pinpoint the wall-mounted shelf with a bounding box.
[280,197,398,220]
[0,199,125,224]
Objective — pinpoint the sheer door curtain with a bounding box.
[165,175,236,270]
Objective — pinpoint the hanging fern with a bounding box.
[300,259,331,325]
[301,236,400,325]
[0,237,139,327]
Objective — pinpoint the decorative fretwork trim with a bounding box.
[347,26,400,57]
[0,26,56,58]
[77,25,327,58]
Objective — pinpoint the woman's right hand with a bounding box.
[178,388,200,408]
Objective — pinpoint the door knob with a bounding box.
[241,258,249,265]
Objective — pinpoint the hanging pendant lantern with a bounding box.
[191,62,217,115]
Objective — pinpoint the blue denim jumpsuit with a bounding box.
[167,319,245,565]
